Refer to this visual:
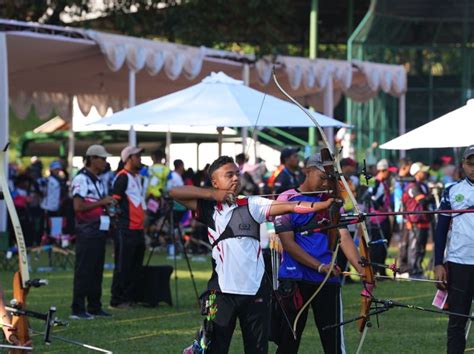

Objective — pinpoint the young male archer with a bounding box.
[171,156,337,354]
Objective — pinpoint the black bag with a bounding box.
[134,265,173,306]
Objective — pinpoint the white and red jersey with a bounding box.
[196,196,272,295]
[71,169,105,224]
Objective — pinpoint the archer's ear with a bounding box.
[211,177,218,189]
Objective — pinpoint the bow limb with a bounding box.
[0,145,29,286]
[357,224,375,332]
[0,144,31,352]
[272,68,332,153]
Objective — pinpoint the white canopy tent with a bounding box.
[92,72,351,128]
[0,18,407,231]
[380,99,474,150]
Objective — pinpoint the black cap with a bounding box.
[280,147,300,161]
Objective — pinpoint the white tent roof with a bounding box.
[380,99,474,150]
[93,72,350,128]
[1,19,407,123]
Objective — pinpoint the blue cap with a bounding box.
[49,160,62,170]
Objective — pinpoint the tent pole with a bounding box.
[241,64,250,154]
[128,69,137,146]
[67,123,75,182]
[323,73,335,150]
[0,33,8,232]
[398,93,406,158]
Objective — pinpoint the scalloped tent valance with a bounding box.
[1,19,406,123]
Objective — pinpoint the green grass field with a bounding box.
[1,246,470,353]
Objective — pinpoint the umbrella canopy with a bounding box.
[92,72,350,128]
[380,99,474,150]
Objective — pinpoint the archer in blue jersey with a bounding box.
[273,153,364,354]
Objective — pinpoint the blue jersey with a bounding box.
[274,193,339,284]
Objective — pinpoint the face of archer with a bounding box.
[211,162,241,193]
[305,167,329,191]
[463,156,474,180]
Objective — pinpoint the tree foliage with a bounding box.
[1,0,301,56]
[0,1,361,58]
[0,0,90,24]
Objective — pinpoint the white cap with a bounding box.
[85,145,111,158]
[410,162,430,176]
[376,159,389,171]
[121,146,144,162]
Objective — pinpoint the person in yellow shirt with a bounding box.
[144,149,171,233]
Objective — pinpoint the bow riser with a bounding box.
[11,272,30,354]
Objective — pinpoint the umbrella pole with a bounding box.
[241,127,248,153]
[252,128,259,164]
[242,63,250,154]
[217,127,223,156]
[166,129,172,167]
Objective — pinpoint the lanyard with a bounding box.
[81,169,105,199]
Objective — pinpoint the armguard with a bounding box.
[294,201,314,214]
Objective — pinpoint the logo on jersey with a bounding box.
[455,194,465,202]
[239,223,251,231]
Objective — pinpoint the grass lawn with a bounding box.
[1,245,470,353]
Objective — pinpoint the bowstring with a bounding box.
[244,87,267,161]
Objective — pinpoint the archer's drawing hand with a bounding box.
[211,189,235,203]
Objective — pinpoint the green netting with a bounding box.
[348,0,474,163]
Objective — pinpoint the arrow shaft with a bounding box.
[342,208,474,218]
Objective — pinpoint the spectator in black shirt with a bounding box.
[272,148,304,195]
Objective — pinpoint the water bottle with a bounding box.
[167,243,175,256]
[107,201,117,217]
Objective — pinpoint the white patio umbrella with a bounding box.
[92,72,350,129]
[380,99,474,150]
